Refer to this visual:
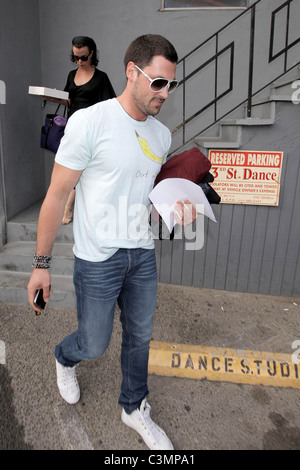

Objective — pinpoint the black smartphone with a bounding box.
[34,288,46,311]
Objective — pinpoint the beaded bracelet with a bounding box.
[32,253,52,269]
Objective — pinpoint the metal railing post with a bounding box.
[183,59,186,145]
[247,4,256,118]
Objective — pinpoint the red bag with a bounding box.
[154,147,211,186]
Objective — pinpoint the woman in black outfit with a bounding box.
[62,36,116,223]
[65,36,116,118]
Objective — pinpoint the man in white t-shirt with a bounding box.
[27,34,196,450]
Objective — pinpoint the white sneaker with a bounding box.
[121,398,174,450]
[55,359,80,405]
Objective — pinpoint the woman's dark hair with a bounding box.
[71,36,99,66]
[124,34,178,70]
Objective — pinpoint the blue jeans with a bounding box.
[54,248,157,413]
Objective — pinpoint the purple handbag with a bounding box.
[41,104,67,153]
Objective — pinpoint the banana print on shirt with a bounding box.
[135,131,164,163]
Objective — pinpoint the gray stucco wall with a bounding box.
[37,0,241,97]
[0,0,43,226]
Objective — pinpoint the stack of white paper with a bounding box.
[149,178,216,232]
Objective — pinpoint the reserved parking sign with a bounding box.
[209,150,283,205]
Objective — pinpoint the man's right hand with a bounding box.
[27,269,52,314]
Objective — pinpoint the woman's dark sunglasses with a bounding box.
[72,53,90,62]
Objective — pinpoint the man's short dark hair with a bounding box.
[124,34,178,70]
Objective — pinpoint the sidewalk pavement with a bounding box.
[0,283,300,450]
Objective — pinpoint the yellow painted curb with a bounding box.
[149,341,300,389]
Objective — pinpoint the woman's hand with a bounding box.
[42,96,69,106]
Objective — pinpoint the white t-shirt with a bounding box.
[55,98,171,261]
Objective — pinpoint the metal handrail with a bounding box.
[172,0,300,153]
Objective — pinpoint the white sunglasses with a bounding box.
[134,64,178,94]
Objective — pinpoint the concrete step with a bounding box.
[0,270,76,308]
[0,200,75,308]
[225,101,276,125]
[0,241,74,276]
[251,75,300,106]
[270,74,300,102]
[196,100,276,152]
[7,221,74,244]
[195,125,242,151]
[6,200,74,243]
[194,67,300,153]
